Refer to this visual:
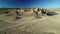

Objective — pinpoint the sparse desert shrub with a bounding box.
[0,10,10,14]
[6,13,14,16]
[3,11,10,14]
[0,11,5,14]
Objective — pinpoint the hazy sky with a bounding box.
[0,0,60,8]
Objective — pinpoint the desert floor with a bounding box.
[0,9,60,34]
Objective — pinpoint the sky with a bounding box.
[0,0,60,8]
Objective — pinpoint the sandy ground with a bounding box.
[0,9,60,34]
